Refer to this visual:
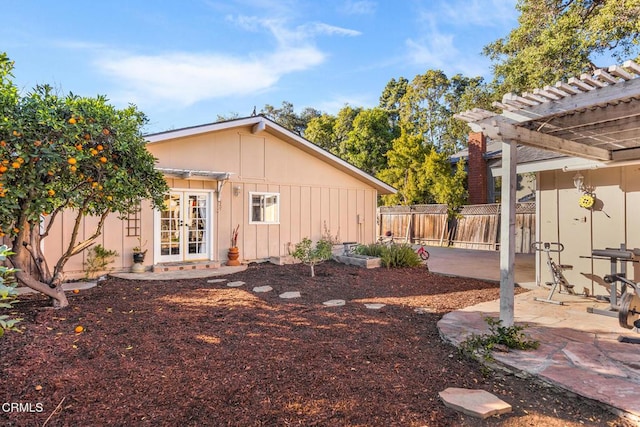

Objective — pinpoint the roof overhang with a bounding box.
[146,116,397,195]
[456,60,640,163]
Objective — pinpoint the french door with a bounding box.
[158,191,211,262]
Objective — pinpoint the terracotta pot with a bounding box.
[227,247,241,266]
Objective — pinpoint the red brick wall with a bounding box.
[467,132,487,204]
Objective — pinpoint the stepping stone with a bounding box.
[279,291,301,299]
[323,299,346,307]
[206,279,227,284]
[253,286,273,293]
[439,388,512,419]
[415,307,436,314]
[226,281,245,287]
[364,303,385,309]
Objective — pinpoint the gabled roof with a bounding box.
[145,116,396,195]
[456,60,640,164]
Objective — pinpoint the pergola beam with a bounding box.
[478,119,612,161]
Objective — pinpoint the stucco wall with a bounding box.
[537,165,640,295]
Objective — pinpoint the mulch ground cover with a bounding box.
[0,260,633,426]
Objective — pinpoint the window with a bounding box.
[249,192,279,224]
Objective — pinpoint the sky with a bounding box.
[2,0,519,134]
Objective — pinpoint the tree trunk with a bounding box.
[10,222,69,309]
[14,269,68,308]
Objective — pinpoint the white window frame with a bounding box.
[249,192,280,224]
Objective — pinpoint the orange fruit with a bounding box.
[74,325,84,333]
[96,144,104,151]
[84,134,91,140]
[16,157,24,164]
[102,128,110,135]
[11,162,20,169]
[99,157,107,163]
[73,289,80,294]
[75,144,83,151]
[34,140,42,147]
[0,165,7,173]
[68,157,77,165]
[70,165,77,172]
[47,189,55,196]
[68,117,77,124]
[0,140,6,147]
[90,149,98,156]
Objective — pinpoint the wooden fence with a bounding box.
[377,202,536,254]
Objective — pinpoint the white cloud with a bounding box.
[95,47,324,107]
[340,0,377,16]
[92,12,360,107]
[404,14,458,69]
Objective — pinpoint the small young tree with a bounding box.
[0,53,168,308]
[291,237,332,277]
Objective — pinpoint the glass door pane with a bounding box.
[186,193,208,259]
[160,193,182,261]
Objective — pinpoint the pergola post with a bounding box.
[499,139,517,326]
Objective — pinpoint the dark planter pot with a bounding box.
[133,252,146,264]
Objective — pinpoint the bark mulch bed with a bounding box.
[0,260,633,426]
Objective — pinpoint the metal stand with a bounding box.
[582,244,640,318]
[532,242,577,305]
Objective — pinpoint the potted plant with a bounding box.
[132,236,148,264]
[227,224,241,266]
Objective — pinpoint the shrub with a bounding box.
[85,244,118,279]
[354,242,421,268]
[291,237,333,277]
[0,245,21,337]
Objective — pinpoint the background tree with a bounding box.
[379,77,409,129]
[377,128,429,206]
[260,101,321,135]
[338,108,394,175]
[304,113,338,153]
[0,54,168,308]
[484,0,640,93]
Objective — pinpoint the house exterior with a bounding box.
[45,116,395,278]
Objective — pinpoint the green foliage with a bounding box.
[423,151,468,217]
[0,245,21,337]
[354,243,422,268]
[484,0,640,94]
[291,237,333,277]
[85,244,118,279]
[260,101,321,135]
[0,53,169,299]
[378,128,430,206]
[460,317,540,362]
[339,108,395,175]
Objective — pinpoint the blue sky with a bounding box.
[2,0,518,133]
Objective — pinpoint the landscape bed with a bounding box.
[0,261,632,426]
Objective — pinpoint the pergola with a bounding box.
[456,60,640,325]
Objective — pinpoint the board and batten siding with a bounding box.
[149,126,380,264]
[537,165,640,294]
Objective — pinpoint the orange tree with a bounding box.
[0,54,168,308]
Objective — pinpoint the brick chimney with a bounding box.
[467,132,487,204]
